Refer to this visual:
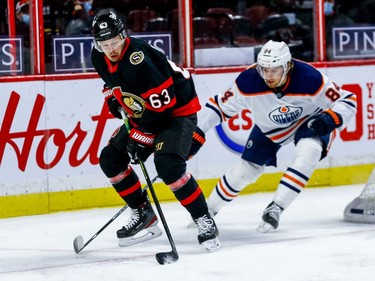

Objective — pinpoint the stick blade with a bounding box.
[155,251,179,265]
[73,235,84,253]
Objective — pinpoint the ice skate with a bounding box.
[187,209,217,228]
[194,213,221,252]
[257,201,284,233]
[117,202,162,246]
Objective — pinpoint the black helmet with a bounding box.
[92,9,125,42]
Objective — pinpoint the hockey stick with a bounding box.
[120,109,179,264]
[138,159,179,265]
[73,176,159,254]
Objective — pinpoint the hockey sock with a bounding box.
[273,167,309,209]
[110,166,145,209]
[208,159,263,214]
[169,173,208,219]
[273,138,322,209]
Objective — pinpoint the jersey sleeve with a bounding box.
[198,81,248,133]
[312,74,357,128]
[134,55,177,133]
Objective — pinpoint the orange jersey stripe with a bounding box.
[284,174,305,188]
[269,117,308,141]
[208,97,228,122]
[218,180,237,198]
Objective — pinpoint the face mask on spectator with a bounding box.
[83,1,92,13]
[21,13,30,25]
[324,2,334,16]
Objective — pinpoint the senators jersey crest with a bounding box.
[112,86,145,118]
[130,51,144,65]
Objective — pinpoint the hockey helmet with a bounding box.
[257,40,292,86]
[92,9,126,51]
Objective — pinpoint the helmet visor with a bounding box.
[257,65,283,79]
[97,36,125,52]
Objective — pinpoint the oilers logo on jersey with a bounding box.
[269,106,302,125]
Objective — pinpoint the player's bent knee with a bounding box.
[99,145,126,178]
[225,159,264,190]
[294,138,323,170]
[154,154,186,184]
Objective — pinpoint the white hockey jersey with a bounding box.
[198,59,357,145]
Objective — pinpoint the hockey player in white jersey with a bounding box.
[189,40,357,232]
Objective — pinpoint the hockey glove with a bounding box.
[308,109,343,136]
[102,85,122,119]
[188,127,206,159]
[127,128,155,164]
[102,84,112,101]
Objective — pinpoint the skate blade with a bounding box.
[119,226,162,247]
[256,222,275,233]
[202,237,222,252]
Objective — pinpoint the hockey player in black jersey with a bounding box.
[90,9,220,251]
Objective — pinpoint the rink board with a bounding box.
[1,64,374,218]
[1,164,374,218]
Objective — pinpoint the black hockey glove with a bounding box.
[108,97,122,119]
[308,110,343,136]
[188,127,206,159]
[127,128,155,164]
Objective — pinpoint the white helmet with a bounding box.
[257,40,292,87]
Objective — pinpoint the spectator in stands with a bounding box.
[65,3,91,35]
[16,0,30,27]
[15,0,31,74]
[324,0,335,16]
[80,0,93,15]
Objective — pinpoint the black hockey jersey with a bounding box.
[92,36,201,133]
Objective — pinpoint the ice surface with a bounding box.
[1,184,374,281]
